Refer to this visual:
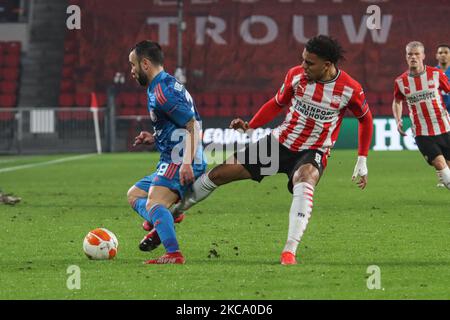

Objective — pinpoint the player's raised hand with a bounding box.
[229,118,249,132]
[352,156,368,190]
[179,164,194,186]
[396,120,407,136]
[133,131,155,147]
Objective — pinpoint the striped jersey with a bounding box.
[394,66,450,137]
[272,66,370,153]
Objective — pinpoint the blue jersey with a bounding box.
[437,65,450,109]
[147,71,206,168]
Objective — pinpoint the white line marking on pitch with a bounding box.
[0,154,96,173]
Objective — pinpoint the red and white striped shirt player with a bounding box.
[394,66,450,137]
[272,65,370,158]
[393,41,450,190]
[171,36,374,266]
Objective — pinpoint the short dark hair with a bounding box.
[437,44,450,50]
[132,40,164,66]
[305,35,345,64]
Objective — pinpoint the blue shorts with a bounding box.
[135,162,207,199]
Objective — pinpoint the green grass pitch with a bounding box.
[0,150,449,299]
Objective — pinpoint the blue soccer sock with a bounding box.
[133,198,151,221]
[148,204,179,253]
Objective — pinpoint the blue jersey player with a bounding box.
[436,44,450,112]
[435,44,450,188]
[127,41,206,264]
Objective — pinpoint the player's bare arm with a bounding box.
[392,99,406,136]
[351,108,373,190]
[180,118,200,186]
[352,156,368,189]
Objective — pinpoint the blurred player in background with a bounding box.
[126,40,206,264]
[436,44,450,112]
[393,41,450,190]
[435,44,450,187]
[163,35,373,265]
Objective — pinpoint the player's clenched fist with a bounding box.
[133,131,155,147]
[352,156,368,189]
[229,118,249,132]
[179,164,194,186]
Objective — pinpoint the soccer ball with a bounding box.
[83,228,118,260]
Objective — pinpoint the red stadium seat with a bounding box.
[62,66,74,78]
[59,93,75,107]
[365,92,380,107]
[203,93,218,107]
[0,94,17,107]
[57,109,73,121]
[0,110,14,120]
[0,81,18,94]
[115,92,126,107]
[379,104,392,116]
[2,68,19,81]
[60,80,75,93]
[0,42,6,55]
[191,94,204,115]
[122,92,139,107]
[5,41,21,55]
[96,93,107,107]
[250,92,267,113]
[218,93,234,107]
[201,93,218,117]
[235,93,251,117]
[118,106,136,116]
[64,41,77,53]
[72,109,91,120]
[218,93,235,117]
[139,93,147,108]
[75,92,90,106]
[3,55,19,67]
[380,92,394,105]
[63,54,77,66]
[135,105,148,116]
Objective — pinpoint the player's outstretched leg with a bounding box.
[170,160,252,216]
[436,170,445,188]
[432,156,450,190]
[281,163,320,265]
[170,173,218,215]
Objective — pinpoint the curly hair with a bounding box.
[305,35,345,64]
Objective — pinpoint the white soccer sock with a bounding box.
[436,170,444,183]
[171,173,218,215]
[437,167,450,190]
[283,182,314,255]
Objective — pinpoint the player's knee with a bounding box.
[208,167,224,185]
[145,199,169,212]
[432,156,447,170]
[127,188,137,207]
[127,193,135,207]
[208,164,246,185]
[292,164,319,186]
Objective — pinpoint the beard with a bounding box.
[136,69,148,86]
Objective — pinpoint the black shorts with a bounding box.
[234,134,328,193]
[415,132,450,165]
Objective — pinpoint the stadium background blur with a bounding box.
[1,0,450,300]
[0,0,448,155]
